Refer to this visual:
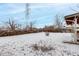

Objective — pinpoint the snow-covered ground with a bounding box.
[0,32,79,56]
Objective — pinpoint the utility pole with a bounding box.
[26,3,29,18]
[25,3,30,26]
[25,3,30,29]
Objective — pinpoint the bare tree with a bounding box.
[55,15,63,32]
[24,20,36,32]
[5,18,21,31]
[70,4,79,13]
[29,21,36,30]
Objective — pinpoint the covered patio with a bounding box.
[65,13,79,42]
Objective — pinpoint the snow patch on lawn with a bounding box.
[0,32,78,56]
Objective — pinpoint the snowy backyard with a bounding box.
[0,32,78,56]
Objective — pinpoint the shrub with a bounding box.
[32,43,54,52]
[31,40,55,52]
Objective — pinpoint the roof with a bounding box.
[65,13,79,19]
[65,13,79,25]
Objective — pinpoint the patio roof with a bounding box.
[65,13,79,25]
[65,13,79,19]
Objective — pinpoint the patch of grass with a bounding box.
[31,41,55,52]
[32,44,39,51]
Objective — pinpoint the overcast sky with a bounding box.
[0,3,79,28]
